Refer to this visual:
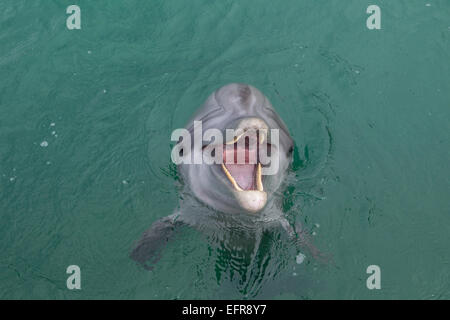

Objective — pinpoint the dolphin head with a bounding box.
[176,83,294,214]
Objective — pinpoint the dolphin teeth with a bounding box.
[258,129,267,145]
[221,164,244,191]
[221,163,264,192]
[256,163,263,191]
[225,131,245,145]
[259,135,265,145]
[226,128,267,145]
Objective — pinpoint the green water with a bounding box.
[1,0,449,299]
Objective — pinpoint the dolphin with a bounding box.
[131,83,320,273]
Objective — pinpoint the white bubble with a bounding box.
[51,131,56,135]
[88,50,92,54]
[50,123,55,127]
[46,161,51,165]
[122,180,128,185]
[103,89,107,93]
[296,253,306,264]
[9,177,15,182]
[312,231,317,236]
[40,141,49,147]
[314,223,320,228]
[426,3,431,7]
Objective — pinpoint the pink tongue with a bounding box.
[224,164,255,190]
[223,144,257,190]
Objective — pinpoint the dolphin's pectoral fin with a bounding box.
[130,213,183,271]
[279,218,331,264]
[293,222,332,264]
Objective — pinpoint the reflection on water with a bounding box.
[213,228,287,297]
[1,0,449,299]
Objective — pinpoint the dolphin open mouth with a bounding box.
[221,131,265,192]
[211,117,271,213]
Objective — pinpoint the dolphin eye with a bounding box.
[288,146,293,155]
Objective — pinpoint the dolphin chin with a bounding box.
[233,190,267,213]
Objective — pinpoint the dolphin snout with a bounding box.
[226,117,269,145]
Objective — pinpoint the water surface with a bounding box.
[0,0,449,299]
